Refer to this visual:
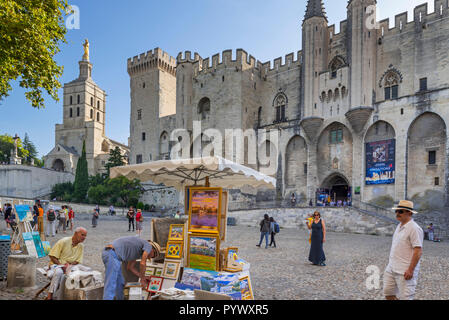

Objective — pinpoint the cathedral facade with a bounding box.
[44,41,129,176]
[127,0,449,206]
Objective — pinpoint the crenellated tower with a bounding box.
[347,0,378,108]
[301,0,330,117]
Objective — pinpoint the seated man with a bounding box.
[102,236,161,300]
[46,227,87,300]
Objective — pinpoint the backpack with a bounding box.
[48,210,56,221]
[274,222,280,234]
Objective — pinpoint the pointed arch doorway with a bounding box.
[319,173,351,204]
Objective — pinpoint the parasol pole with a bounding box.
[205,176,210,187]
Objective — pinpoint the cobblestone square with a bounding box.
[1,215,448,300]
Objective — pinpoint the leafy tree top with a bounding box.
[0,0,70,108]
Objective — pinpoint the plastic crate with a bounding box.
[0,239,11,280]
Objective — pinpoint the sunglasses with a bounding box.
[395,210,407,214]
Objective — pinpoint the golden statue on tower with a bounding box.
[82,39,90,61]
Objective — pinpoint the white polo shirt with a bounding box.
[386,219,424,275]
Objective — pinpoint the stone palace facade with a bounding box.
[127,0,449,207]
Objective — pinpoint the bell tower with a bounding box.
[301,0,329,117]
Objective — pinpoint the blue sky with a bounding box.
[0,0,433,157]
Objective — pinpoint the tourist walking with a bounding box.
[384,200,423,300]
[127,206,135,232]
[32,203,39,231]
[92,206,99,228]
[37,204,45,239]
[109,205,115,216]
[256,214,271,249]
[46,206,57,237]
[269,217,278,248]
[68,207,74,231]
[4,203,12,230]
[135,209,143,237]
[57,206,67,234]
[427,223,435,241]
[291,193,297,207]
[307,211,326,266]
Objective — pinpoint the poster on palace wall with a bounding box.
[365,139,396,185]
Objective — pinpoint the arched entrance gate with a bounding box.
[316,173,351,206]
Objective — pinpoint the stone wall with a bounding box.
[228,207,397,237]
[0,165,74,199]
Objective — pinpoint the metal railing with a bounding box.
[351,199,397,222]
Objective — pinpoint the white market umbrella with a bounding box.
[110,156,276,191]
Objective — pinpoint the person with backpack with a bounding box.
[256,214,271,249]
[92,205,100,228]
[46,206,57,237]
[269,217,279,248]
[127,206,135,232]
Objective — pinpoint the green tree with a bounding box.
[73,140,89,202]
[50,181,74,201]
[104,146,126,177]
[107,176,144,207]
[0,0,70,108]
[0,134,29,163]
[22,133,38,164]
[87,184,109,205]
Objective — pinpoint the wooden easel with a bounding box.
[11,220,33,253]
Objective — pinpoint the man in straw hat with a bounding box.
[384,200,423,300]
[102,236,162,300]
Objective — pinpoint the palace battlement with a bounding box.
[261,51,302,77]
[328,20,348,40]
[192,49,258,75]
[176,51,202,64]
[376,1,447,38]
[127,48,177,76]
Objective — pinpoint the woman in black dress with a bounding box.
[306,211,326,266]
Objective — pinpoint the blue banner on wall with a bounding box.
[365,139,396,185]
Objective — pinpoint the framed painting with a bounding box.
[166,241,183,259]
[239,276,254,300]
[162,259,182,280]
[145,266,156,277]
[220,191,228,241]
[154,267,163,277]
[146,276,164,294]
[187,233,220,271]
[224,247,241,272]
[168,224,184,241]
[188,187,222,234]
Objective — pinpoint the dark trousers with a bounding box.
[128,218,135,231]
[270,232,276,247]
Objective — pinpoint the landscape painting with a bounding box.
[187,234,219,271]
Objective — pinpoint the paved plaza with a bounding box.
[1,214,448,300]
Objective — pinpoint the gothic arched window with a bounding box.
[198,97,211,120]
[329,56,346,79]
[273,93,287,122]
[383,72,400,100]
[380,68,402,100]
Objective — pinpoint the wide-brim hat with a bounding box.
[392,200,418,214]
[148,241,163,259]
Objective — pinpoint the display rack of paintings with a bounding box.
[188,187,222,234]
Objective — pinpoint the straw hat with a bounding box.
[392,200,418,214]
[148,241,162,259]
